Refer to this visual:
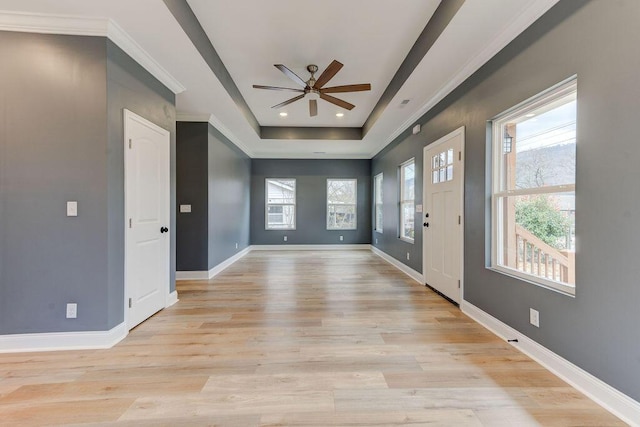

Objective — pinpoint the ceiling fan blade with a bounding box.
[320,93,355,110]
[309,99,318,117]
[321,83,371,94]
[274,64,308,88]
[271,94,305,109]
[314,60,343,89]
[253,84,304,93]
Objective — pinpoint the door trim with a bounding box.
[123,109,171,330]
[422,126,465,303]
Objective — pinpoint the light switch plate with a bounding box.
[66,201,78,217]
[66,303,77,319]
[416,204,423,213]
[179,204,192,213]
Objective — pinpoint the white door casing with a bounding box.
[124,110,170,329]
[422,127,465,304]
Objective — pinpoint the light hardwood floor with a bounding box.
[0,250,626,426]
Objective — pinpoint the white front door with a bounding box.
[124,110,170,329]
[422,127,464,304]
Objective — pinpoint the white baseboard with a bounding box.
[370,246,423,284]
[461,301,640,427]
[176,246,252,281]
[166,290,179,307]
[0,322,128,354]
[251,244,371,251]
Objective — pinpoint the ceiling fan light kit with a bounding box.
[253,60,371,117]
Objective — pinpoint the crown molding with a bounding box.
[0,11,185,94]
[371,0,561,157]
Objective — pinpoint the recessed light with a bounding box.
[279,112,288,117]
[336,113,344,117]
[525,113,536,117]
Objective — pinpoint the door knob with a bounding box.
[160,226,169,233]
[425,213,429,218]
[423,222,429,227]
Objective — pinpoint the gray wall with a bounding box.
[106,40,177,328]
[176,122,251,272]
[373,0,640,401]
[251,159,371,245]
[0,32,176,334]
[207,124,251,269]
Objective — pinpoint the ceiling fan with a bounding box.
[253,60,371,117]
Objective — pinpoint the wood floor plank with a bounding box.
[0,250,624,426]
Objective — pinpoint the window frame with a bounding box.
[399,158,415,243]
[490,77,577,296]
[265,178,297,230]
[373,173,383,233]
[326,178,358,230]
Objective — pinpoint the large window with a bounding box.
[266,178,296,229]
[327,179,357,230]
[491,78,576,295]
[400,159,415,242]
[374,173,383,233]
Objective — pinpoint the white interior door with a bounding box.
[124,110,170,329]
[422,127,464,304]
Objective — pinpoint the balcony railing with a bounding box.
[515,225,574,285]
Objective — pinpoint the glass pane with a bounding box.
[375,205,383,231]
[432,155,439,169]
[328,180,356,204]
[498,192,575,286]
[447,165,453,181]
[439,152,446,167]
[401,202,414,240]
[447,149,454,165]
[402,161,415,202]
[439,167,446,183]
[267,204,295,229]
[267,179,296,204]
[432,170,439,184]
[328,204,356,229]
[374,175,383,204]
[505,94,577,191]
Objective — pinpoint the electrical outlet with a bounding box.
[339,235,343,241]
[283,236,287,242]
[235,242,238,249]
[66,201,78,217]
[407,252,410,260]
[66,303,77,319]
[375,238,378,244]
[530,308,540,327]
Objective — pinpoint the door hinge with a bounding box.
[458,151,461,161]
[129,218,132,228]
[458,280,461,288]
[128,139,132,149]
[128,298,132,308]
[458,215,461,225]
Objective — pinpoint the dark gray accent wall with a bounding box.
[176,122,209,271]
[176,122,251,272]
[373,0,640,401]
[251,159,371,245]
[0,32,176,334]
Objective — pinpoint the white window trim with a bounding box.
[265,178,296,230]
[374,173,383,234]
[326,178,357,230]
[399,158,415,243]
[490,77,577,296]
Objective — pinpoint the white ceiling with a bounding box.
[0,0,560,158]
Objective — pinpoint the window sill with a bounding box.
[399,237,415,244]
[487,266,575,298]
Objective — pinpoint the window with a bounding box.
[327,179,357,230]
[374,173,383,233]
[266,178,296,229]
[491,78,576,295]
[399,159,415,242]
